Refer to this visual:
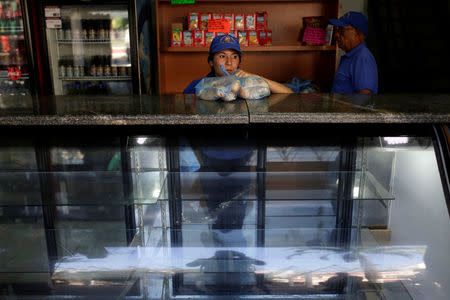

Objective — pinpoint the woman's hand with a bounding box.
[233,69,260,78]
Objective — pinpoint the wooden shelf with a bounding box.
[163,44,336,52]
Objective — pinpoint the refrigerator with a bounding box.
[0,0,34,96]
[37,0,140,95]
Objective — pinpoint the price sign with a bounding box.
[46,18,62,29]
[8,67,21,81]
[44,6,61,17]
[207,19,231,33]
[171,0,195,4]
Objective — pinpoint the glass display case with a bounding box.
[0,129,449,299]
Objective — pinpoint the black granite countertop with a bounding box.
[0,93,449,126]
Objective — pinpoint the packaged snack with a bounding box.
[256,11,267,30]
[223,14,234,30]
[182,30,193,47]
[196,76,241,101]
[266,30,272,46]
[248,30,259,46]
[245,13,256,30]
[238,76,270,100]
[258,30,266,46]
[235,14,244,30]
[194,30,205,47]
[200,13,211,30]
[188,13,199,30]
[171,29,182,47]
[205,31,215,46]
[228,30,238,39]
[212,13,223,21]
[238,30,248,46]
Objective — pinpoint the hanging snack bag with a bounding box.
[196,76,241,101]
[258,30,266,46]
[182,30,193,47]
[171,29,182,47]
[266,30,272,46]
[200,13,211,30]
[194,30,205,47]
[238,30,248,46]
[245,13,256,30]
[248,30,259,46]
[238,76,270,100]
[235,14,245,30]
[188,13,199,30]
[256,11,267,30]
[205,31,216,46]
[223,14,235,30]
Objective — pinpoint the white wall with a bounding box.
[341,0,368,16]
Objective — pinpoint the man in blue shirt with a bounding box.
[183,34,292,94]
[329,12,378,94]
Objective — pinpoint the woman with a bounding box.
[183,34,293,94]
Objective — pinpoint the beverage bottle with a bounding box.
[57,21,65,40]
[96,55,104,76]
[64,20,71,40]
[89,56,96,76]
[88,19,96,40]
[66,58,73,77]
[98,19,105,39]
[105,20,110,39]
[59,59,66,78]
[104,55,111,77]
[81,20,88,40]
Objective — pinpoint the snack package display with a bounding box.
[238,30,248,46]
[235,14,245,30]
[223,14,234,30]
[195,76,241,101]
[245,14,256,30]
[248,30,258,46]
[258,30,266,46]
[256,11,267,30]
[228,30,237,39]
[183,30,193,46]
[194,30,205,46]
[266,30,272,46]
[188,13,199,30]
[171,30,182,47]
[200,13,211,30]
[238,76,270,100]
[205,31,215,46]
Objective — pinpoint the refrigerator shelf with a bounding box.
[59,76,131,81]
[0,30,24,35]
[57,39,111,44]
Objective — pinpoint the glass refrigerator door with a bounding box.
[0,0,31,96]
[45,5,132,95]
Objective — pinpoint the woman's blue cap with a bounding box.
[209,34,242,54]
[329,11,368,37]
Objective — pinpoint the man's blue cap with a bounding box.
[329,11,368,37]
[209,34,242,54]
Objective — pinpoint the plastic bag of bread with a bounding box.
[238,76,270,100]
[195,76,241,101]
